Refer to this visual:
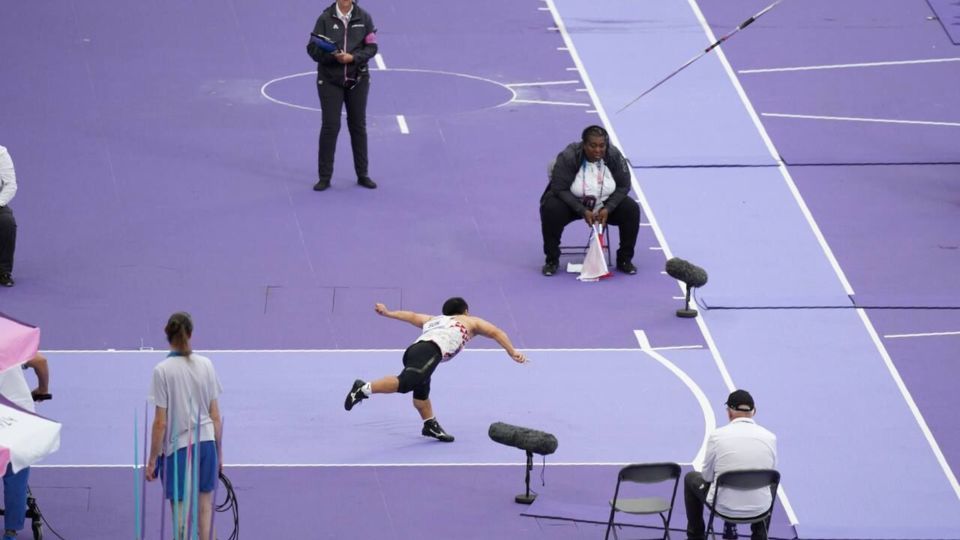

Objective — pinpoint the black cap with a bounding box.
[726,390,755,412]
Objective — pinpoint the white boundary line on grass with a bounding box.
[684,0,960,508]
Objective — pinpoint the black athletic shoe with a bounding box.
[616,260,637,275]
[313,179,331,191]
[541,261,559,276]
[722,522,738,539]
[422,418,455,442]
[344,379,368,411]
[357,177,378,189]
[0,273,13,287]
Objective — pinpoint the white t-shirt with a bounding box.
[569,159,615,210]
[0,145,17,207]
[149,353,222,454]
[415,316,472,361]
[702,417,778,518]
[0,367,35,413]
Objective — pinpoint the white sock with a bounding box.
[360,382,372,396]
[424,417,435,424]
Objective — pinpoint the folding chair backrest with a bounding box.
[619,462,682,485]
[715,469,780,492]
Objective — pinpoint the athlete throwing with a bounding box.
[344,297,527,442]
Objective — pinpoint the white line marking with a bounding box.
[857,308,960,499]
[43,346,700,354]
[548,26,559,31]
[884,330,960,339]
[396,115,409,134]
[740,56,960,74]
[636,331,716,467]
[37,462,697,469]
[557,47,569,51]
[374,53,386,70]
[505,80,580,87]
[684,11,854,300]
[565,67,579,71]
[513,99,590,107]
[261,69,520,112]
[686,0,960,516]
[763,112,960,128]
[649,246,664,251]
[585,109,597,113]
[538,6,550,10]
[685,0,808,525]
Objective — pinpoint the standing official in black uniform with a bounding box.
[307,0,379,191]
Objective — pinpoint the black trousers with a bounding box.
[684,471,770,540]
[0,205,16,274]
[316,76,370,181]
[539,196,639,264]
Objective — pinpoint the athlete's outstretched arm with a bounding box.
[374,303,432,328]
[472,318,527,363]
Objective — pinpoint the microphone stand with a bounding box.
[515,450,537,504]
[676,284,699,318]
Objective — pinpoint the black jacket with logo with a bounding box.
[541,142,633,215]
[306,3,378,87]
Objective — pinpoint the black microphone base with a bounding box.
[515,493,537,505]
[676,308,699,318]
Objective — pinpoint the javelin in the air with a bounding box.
[617,0,784,113]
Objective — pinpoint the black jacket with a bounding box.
[541,142,633,215]
[306,3,379,87]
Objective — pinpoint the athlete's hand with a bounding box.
[374,303,389,316]
[334,52,354,64]
[511,351,527,364]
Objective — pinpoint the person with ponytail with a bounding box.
[145,312,223,540]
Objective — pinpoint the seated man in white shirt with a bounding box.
[684,390,778,540]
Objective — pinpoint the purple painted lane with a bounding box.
[553,0,775,166]
[699,0,958,70]
[698,0,960,164]
[38,349,712,466]
[29,464,795,539]
[639,168,850,305]
[704,308,960,538]
[790,165,960,303]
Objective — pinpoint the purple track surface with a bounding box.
[3,0,960,538]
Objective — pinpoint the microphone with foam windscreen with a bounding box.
[488,422,558,456]
[666,257,709,318]
[489,422,558,504]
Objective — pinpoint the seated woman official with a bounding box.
[539,125,640,276]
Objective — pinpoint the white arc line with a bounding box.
[635,331,716,467]
[512,99,590,107]
[505,80,580,87]
[374,53,386,70]
[740,57,960,74]
[762,112,960,128]
[884,330,960,339]
[396,115,409,134]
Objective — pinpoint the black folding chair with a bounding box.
[706,469,780,540]
[605,462,681,540]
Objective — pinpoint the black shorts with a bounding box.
[400,341,443,400]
